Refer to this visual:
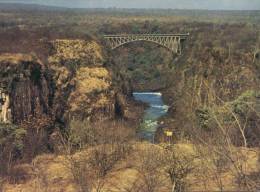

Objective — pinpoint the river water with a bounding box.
[133,92,169,142]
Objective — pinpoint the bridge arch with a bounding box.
[111,39,177,53]
[104,34,189,55]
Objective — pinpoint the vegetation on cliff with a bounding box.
[68,67,115,119]
[0,5,260,192]
[48,39,117,121]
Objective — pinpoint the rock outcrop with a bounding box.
[0,54,51,124]
[0,39,134,161]
[48,39,124,122]
[0,91,11,123]
[0,39,133,126]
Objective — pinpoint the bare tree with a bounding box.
[31,159,50,192]
[61,119,134,192]
[162,145,196,192]
[194,97,259,191]
[0,177,4,192]
[135,146,166,192]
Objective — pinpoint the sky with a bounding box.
[1,0,260,10]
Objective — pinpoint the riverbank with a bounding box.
[153,89,179,143]
[123,95,147,130]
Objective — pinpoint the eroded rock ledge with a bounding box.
[0,54,50,124]
[0,39,131,126]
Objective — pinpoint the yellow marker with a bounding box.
[165,131,173,137]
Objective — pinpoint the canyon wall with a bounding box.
[0,39,129,126]
[0,54,51,124]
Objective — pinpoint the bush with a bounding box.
[229,90,259,117]
[0,123,26,176]
[195,108,212,130]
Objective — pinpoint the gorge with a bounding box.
[0,5,260,192]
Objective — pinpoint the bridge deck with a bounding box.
[104,33,189,38]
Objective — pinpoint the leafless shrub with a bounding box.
[21,115,51,160]
[66,153,93,192]
[134,146,166,192]
[61,119,134,192]
[7,165,32,184]
[195,143,230,191]
[193,97,260,191]
[0,177,4,192]
[162,145,197,192]
[31,159,50,192]
[114,178,144,192]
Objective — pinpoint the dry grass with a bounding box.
[0,53,43,70]
[69,66,113,112]
[75,67,111,94]
[48,39,104,66]
[2,142,260,192]
[0,53,34,64]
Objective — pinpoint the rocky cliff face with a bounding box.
[0,54,51,124]
[0,39,129,126]
[48,39,120,122]
[0,39,134,161]
[48,40,114,121]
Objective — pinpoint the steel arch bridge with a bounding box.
[104,33,189,54]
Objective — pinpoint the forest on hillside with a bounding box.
[0,5,260,192]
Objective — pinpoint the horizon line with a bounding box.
[1,2,260,11]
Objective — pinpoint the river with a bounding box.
[133,92,169,143]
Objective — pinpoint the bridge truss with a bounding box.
[104,34,189,54]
